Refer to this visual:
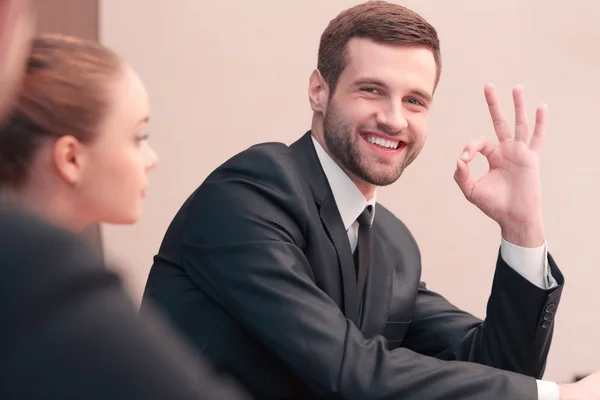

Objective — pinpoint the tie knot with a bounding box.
[357,205,373,226]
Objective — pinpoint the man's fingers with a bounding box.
[513,85,529,143]
[454,159,475,200]
[456,136,497,200]
[529,103,548,154]
[484,83,512,141]
[460,136,496,163]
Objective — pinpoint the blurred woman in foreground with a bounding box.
[0,20,250,399]
[0,33,157,231]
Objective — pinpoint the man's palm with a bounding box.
[454,84,547,233]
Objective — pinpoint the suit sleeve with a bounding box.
[177,148,540,399]
[0,209,250,400]
[401,253,563,379]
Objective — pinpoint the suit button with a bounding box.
[544,312,554,321]
[545,304,556,313]
[542,321,551,328]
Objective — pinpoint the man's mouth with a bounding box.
[360,132,405,150]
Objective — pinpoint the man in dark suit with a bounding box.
[142,2,598,399]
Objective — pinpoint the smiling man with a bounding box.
[143,2,592,399]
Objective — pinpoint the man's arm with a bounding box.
[501,240,562,399]
[400,252,563,378]
[177,146,540,399]
[449,84,567,399]
[0,208,250,400]
[501,239,558,289]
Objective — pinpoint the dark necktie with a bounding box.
[354,206,373,307]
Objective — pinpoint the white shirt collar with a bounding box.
[311,135,376,230]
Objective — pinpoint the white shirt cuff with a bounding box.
[537,379,560,400]
[500,238,558,289]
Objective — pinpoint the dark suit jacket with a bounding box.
[0,207,250,400]
[143,132,564,399]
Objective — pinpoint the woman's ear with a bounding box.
[52,135,85,187]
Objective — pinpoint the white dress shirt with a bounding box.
[311,136,560,400]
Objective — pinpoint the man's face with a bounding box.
[0,0,35,121]
[320,37,437,187]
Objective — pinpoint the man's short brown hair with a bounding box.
[317,1,441,94]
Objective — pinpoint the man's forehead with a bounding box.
[342,37,437,94]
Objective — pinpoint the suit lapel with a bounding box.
[291,132,359,325]
[318,196,359,325]
[358,210,393,338]
[290,133,394,334]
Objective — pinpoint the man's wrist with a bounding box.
[558,382,581,400]
[500,222,545,248]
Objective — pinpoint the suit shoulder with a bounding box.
[207,141,304,188]
[160,141,310,245]
[0,208,92,268]
[0,208,106,317]
[228,141,298,169]
[174,141,310,248]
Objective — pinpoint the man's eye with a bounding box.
[363,87,381,95]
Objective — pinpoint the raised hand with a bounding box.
[454,83,547,247]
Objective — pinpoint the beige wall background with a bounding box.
[100,0,599,382]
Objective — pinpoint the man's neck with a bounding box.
[310,131,377,201]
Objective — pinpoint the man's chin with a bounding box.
[368,175,403,187]
[355,167,405,187]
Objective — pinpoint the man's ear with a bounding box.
[52,135,85,187]
[308,69,330,113]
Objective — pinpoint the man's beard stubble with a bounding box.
[322,102,412,187]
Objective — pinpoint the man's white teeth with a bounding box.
[363,134,400,149]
